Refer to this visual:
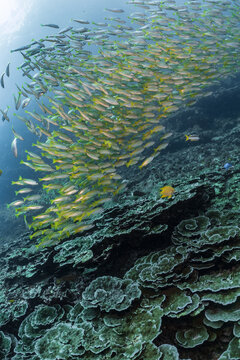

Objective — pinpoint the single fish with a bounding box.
[11,137,18,158]
[59,26,73,34]
[41,23,59,29]
[21,98,31,108]
[11,45,31,52]
[72,19,90,24]
[17,176,38,185]
[5,63,10,77]
[24,195,41,201]
[8,200,24,207]
[185,134,200,141]
[14,93,22,110]
[160,186,175,199]
[12,127,24,141]
[160,132,173,140]
[105,8,125,13]
[139,155,155,169]
[15,188,33,195]
[20,178,38,186]
[0,73,4,88]
[22,205,43,211]
[223,162,233,170]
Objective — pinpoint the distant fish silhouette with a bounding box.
[0,73,4,88]
[11,44,31,52]
[105,8,124,13]
[72,19,90,24]
[41,23,59,29]
[6,63,10,77]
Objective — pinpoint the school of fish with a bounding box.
[3,0,240,247]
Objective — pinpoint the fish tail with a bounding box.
[185,135,189,141]
[24,215,30,229]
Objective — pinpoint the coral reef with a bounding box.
[1,86,240,359]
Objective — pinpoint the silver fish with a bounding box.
[12,127,24,141]
[11,45,31,52]
[41,23,59,29]
[21,98,31,109]
[14,93,22,110]
[11,137,18,158]
[105,8,125,13]
[72,19,90,24]
[59,26,73,34]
